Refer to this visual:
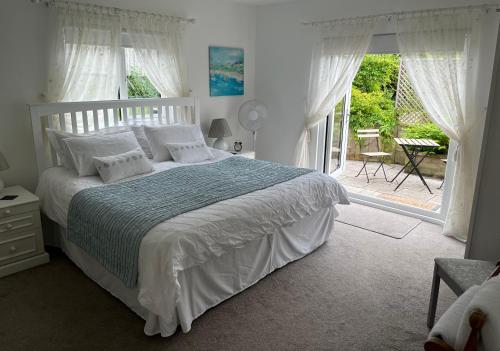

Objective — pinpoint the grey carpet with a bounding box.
[0,213,464,351]
[336,203,422,238]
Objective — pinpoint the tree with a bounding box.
[349,54,400,149]
[127,68,160,98]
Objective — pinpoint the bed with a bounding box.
[30,97,349,337]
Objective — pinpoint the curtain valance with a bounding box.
[51,0,194,25]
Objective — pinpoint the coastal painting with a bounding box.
[209,46,244,96]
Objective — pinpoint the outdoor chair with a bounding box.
[355,129,391,183]
[438,159,447,189]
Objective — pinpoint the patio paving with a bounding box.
[337,160,444,212]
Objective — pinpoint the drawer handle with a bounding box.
[4,209,11,215]
[9,246,16,253]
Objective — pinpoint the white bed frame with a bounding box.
[29,97,200,176]
[27,97,337,337]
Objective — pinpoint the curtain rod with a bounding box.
[29,0,196,24]
[301,3,500,26]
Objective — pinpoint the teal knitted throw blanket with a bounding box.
[66,157,313,287]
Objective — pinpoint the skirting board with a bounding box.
[0,253,50,278]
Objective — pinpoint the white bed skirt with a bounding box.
[47,206,335,336]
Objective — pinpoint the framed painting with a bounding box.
[209,46,244,96]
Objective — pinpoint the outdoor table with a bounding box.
[391,138,440,194]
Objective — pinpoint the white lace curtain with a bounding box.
[47,3,122,102]
[47,1,188,102]
[396,9,484,241]
[123,15,188,98]
[293,19,375,168]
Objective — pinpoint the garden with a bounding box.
[127,67,160,99]
[346,54,449,178]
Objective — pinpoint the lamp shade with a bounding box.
[0,152,9,171]
[208,118,232,138]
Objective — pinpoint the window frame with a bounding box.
[118,42,160,100]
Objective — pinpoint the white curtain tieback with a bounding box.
[453,142,463,162]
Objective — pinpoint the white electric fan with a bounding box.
[238,100,268,151]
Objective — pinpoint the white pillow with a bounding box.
[144,124,205,162]
[46,127,130,170]
[429,285,480,348]
[46,129,83,169]
[455,276,500,350]
[63,131,141,177]
[165,141,214,163]
[93,148,153,183]
[130,125,153,159]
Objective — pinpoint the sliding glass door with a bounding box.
[323,93,351,177]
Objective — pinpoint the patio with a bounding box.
[337,160,444,211]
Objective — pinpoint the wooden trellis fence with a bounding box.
[395,61,429,125]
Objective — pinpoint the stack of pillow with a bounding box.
[46,124,215,183]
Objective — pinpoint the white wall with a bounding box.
[466,25,500,261]
[0,1,49,191]
[254,0,500,166]
[0,0,256,191]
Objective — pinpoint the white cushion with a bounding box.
[455,275,500,351]
[93,148,153,183]
[46,127,130,170]
[130,125,153,159]
[144,124,205,162]
[63,131,141,177]
[46,129,84,170]
[165,141,214,163]
[429,285,481,348]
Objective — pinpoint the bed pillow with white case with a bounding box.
[46,126,130,170]
[165,141,214,163]
[93,148,154,183]
[143,124,205,162]
[130,125,154,159]
[63,131,142,177]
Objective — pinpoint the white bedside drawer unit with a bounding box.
[231,151,255,159]
[0,186,49,278]
[0,233,38,265]
[0,211,41,234]
[0,202,39,219]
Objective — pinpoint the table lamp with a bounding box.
[0,151,9,191]
[208,118,232,151]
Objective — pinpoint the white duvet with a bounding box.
[36,149,349,335]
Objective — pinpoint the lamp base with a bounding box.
[213,138,229,151]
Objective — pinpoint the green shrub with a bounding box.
[350,88,397,149]
[403,122,449,154]
[349,54,400,150]
[127,68,160,98]
[353,54,400,96]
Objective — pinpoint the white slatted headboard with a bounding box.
[29,97,200,175]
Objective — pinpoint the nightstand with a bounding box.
[231,151,255,159]
[0,186,49,277]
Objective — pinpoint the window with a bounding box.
[120,47,160,99]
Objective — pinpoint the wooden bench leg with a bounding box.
[427,264,441,329]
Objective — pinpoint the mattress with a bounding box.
[52,207,334,336]
[36,150,349,336]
